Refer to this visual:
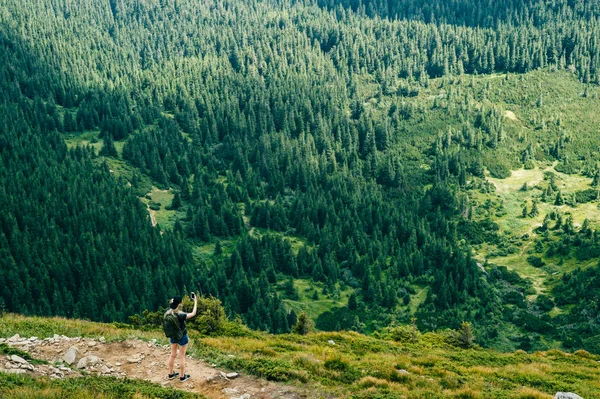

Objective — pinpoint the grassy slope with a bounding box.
[2,314,599,399]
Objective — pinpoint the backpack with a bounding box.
[163,313,184,341]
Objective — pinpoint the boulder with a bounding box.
[555,394,584,399]
[77,355,101,369]
[63,346,78,366]
[10,355,29,365]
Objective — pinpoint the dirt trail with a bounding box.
[3,335,308,399]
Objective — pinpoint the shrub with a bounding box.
[292,312,314,335]
[486,161,511,179]
[526,256,545,268]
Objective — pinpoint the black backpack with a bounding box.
[163,313,184,341]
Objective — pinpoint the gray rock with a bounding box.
[63,346,78,366]
[555,394,584,399]
[87,340,97,347]
[5,362,17,369]
[226,372,240,379]
[99,337,106,343]
[328,340,336,345]
[10,355,28,365]
[77,355,101,369]
[127,354,144,363]
[5,368,26,374]
[396,369,409,375]
[232,394,251,399]
[101,365,112,374]
[20,364,34,371]
[8,334,20,342]
[223,387,240,395]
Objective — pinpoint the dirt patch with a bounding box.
[3,336,310,399]
[504,110,518,121]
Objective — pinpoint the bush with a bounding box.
[526,256,545,268]
[386,324,420,344]
[486,161,511,179]
[292,312,314,335]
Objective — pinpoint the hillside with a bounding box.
[1,0,600,358]
[2,314,600,399]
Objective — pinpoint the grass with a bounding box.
[195,329,600,399]
[282,279,353,320]
[141,186,179,229]
[469,160,600,299]
[0,374,203,399]
[0,313,166,344]
[2,314,599,399]
[409,286,429,314]
[64,130,103,154]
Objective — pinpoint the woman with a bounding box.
[166,293,197,382]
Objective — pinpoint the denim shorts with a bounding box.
[169,334,189,346]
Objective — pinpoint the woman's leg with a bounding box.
[168,343,178,375]
[179,343,188,376]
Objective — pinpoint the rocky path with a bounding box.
[0,334,308,399]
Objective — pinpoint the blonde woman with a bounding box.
[165,293,197,382]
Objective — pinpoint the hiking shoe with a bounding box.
[180,374,191,382]
[168,372,179,380]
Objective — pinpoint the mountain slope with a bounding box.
[1,0,600,353]
[1,314,599,399]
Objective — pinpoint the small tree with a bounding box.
[521,204,528,218]
[456,321,475,348]
[213,240,223,256]
[529,199,539,217]
[348,292,358,310]
[170,192,182,210]
[292,312,314,335]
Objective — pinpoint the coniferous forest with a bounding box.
[1,0,600,353]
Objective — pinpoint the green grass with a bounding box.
[64,130,101,150]
[0,374,203,399]
[0,314,166,344]
[196,328,600,399]
[3,315,599,399]
[470,160,600,299]
[282,279,353,320]
[409,286,429,314]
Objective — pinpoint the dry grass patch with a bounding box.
[357,376,391,389]
[513,387,554,399]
